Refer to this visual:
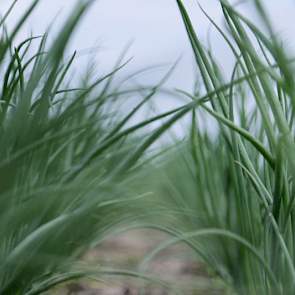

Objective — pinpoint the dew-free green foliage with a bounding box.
[3,0,295,294]
[138,1,295,294]
[0,1,169,294]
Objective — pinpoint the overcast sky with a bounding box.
[1,0,295,91]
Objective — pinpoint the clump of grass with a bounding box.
[138,1,295,294]
[0,1,173,293]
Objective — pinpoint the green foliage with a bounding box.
[139,1,295,294]
[0,1,168,294]
[3,1,295,294]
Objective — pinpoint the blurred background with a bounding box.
[1,0,295,92]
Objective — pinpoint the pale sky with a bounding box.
[1,0,295,91]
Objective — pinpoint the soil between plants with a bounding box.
[55,230,225,295]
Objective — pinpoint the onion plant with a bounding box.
[139,1,295,294]
[0,1,174,294]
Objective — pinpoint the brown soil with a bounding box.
[55,230,226,295]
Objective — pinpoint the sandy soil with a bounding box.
[55,230,226,295]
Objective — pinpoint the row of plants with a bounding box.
[1,0,295,294]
